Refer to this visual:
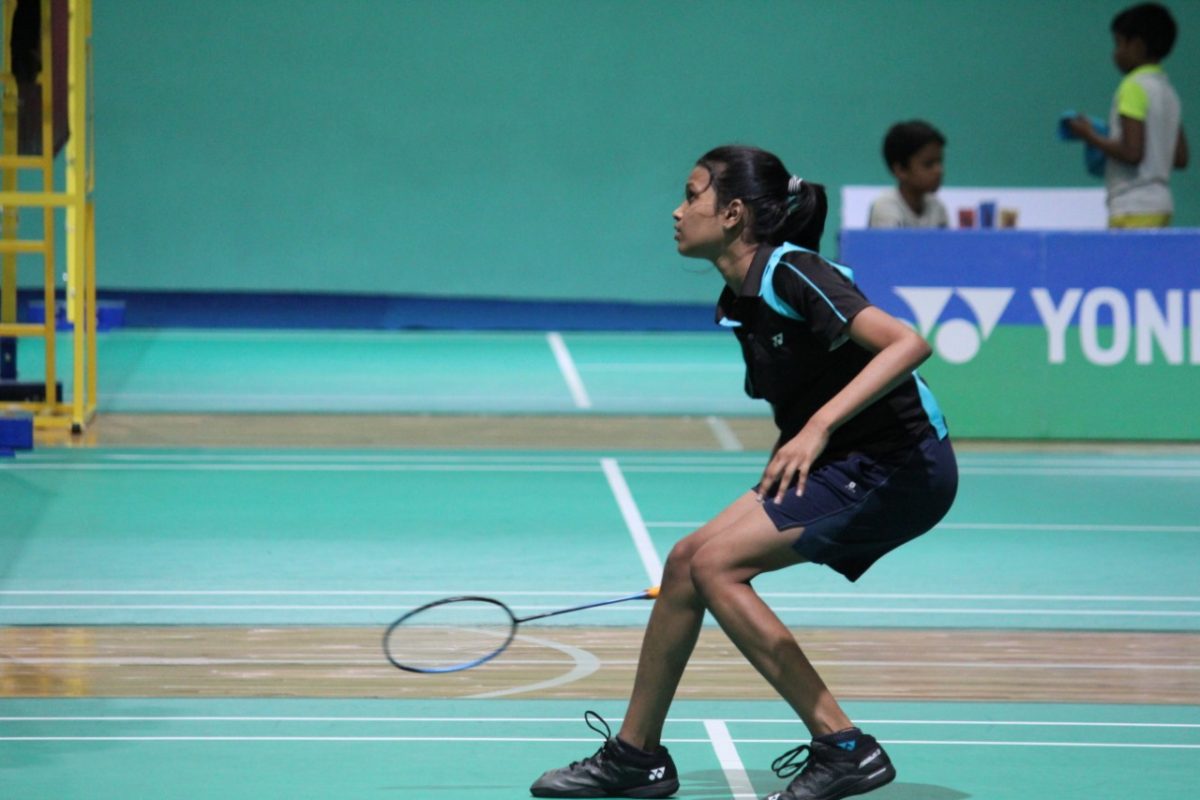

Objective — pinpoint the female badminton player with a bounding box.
[530,145,958,800]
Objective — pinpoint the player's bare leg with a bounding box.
[689,507,896,800]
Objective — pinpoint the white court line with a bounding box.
[705,416,743,451]
[14,452,1200,466]
[580,363,743,372]
[705,720,757,799]
[601,458,663,584]
[465,631,599,699]
[547,332,592,409]
[8,657,1195,671]
[648,521,1200,534]
[5,604,1197,617]
[617,465,1200,477]
[2,590,1196,603]
[1,590,1197,602]
[10,451,1200,467]
[5,460,1200,479]
[0,463,603,473]
[93,394,580,405]
[0,736,1195,749]
[94,330,551,343]
[742,739,1200,749]
[92,453,614,464]
[945,522,1200,533]
[959,467,1200,477]
[4,716,1197,729]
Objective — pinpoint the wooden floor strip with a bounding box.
[2,626,1196,704]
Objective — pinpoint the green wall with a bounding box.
[92,0,1200,303]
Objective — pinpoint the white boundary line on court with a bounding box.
[1,590,1196,602]
[13,452,1200,467]
[704,720,757,799]
[546,332,592,409]
[5,604,1196,618]
[5,458,1200,479]
[6,656,1194,671]
[0,735,1194,749]
[601,457,663,584]
[13,452,1200,464]
[465,630,600,699]
[648,521,1200,534]
[9,461,1200,480]
[705,416,744,451]
[2,716,1196,729]
[2,590,1196,602]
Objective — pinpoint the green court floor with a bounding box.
[1,698,1196,799]
[3,328,1199,799]
[2,445,1199,798]
[2,449,1198,630]
[16,330,759,414]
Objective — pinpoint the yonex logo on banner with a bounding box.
[893,286,1200,365]
[893,287,1013,364]
[1032,288,1200,365]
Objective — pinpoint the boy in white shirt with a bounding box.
[868,120,949,229]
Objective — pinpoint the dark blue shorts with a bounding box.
[759,433,958,582]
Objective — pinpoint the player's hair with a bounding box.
[695,145,827,251]
[1112,3,1177,61]
[882,120,946,171]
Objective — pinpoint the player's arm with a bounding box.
[1175,126,1189,170]
[1071,114,1145,165]
[758,307,931,502]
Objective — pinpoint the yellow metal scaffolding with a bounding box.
[0,0,94,432]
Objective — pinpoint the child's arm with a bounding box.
[1068,114,1145,165]
[1175,126,1189,170]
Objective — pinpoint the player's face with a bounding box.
[1112,33,1143,73]
[673,166,725,258]
[898,141,945,194]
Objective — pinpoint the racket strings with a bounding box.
[384,597,517,673]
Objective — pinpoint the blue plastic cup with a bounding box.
[979,201,997,229]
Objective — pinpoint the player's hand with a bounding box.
[757,422,830,505]
[1067,115,1094,140]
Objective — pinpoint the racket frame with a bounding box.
[382,588,657,674]
[382,595,518,674]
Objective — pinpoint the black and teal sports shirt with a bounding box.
[714,242,948,457]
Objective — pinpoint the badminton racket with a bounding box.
[383,586,659,674]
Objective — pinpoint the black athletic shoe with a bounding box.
[762,733,895,800]
[530,711,679,798]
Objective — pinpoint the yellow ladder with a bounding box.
[0,0,95,432]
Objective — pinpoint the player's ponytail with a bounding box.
[775,177,827,252]
[696,145,828,252]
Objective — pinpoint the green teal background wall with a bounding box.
[93,0,1200,302]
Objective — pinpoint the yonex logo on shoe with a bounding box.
[648,767,665,780]
[837,741,856,751]
[771,333,784,348]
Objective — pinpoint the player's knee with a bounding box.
[688,544,730,600]
[662,538,699,588]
